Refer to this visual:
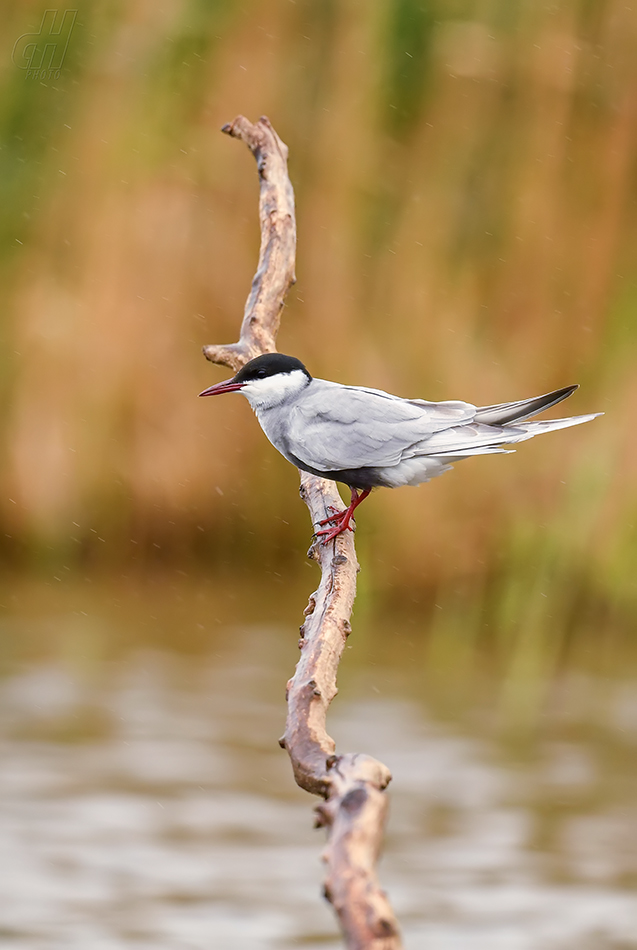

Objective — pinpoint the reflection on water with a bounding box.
[0,574,636,949]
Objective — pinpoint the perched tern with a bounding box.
[200,354,600,543]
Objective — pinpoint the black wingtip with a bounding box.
[474,384,583,426]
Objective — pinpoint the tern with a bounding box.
[200,354,600,543]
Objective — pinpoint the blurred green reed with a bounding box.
[0,0,634,668]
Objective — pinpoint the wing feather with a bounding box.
[287,380,476,471]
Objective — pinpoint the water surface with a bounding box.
[0,573,635,949]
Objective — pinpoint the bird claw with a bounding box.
[317,505,342,527]
[313,489,369,543]
[316,525,350,544]
[315,513,355,543]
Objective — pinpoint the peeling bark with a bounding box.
[203,115,402,949]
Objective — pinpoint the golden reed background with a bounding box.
[0,0,634,631]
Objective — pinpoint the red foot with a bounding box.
[315,510,355,542]
[317,505,347,527]
[315,489,371,544]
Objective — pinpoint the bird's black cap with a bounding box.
[234,353,311,383]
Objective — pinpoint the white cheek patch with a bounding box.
[241,370,309,409]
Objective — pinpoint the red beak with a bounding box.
[199,379,245,397]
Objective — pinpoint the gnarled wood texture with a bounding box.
[203,115,402,949]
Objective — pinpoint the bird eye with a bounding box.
[256,369,267,378]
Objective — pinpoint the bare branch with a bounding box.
[203,115,296,371]
[204,115,403,949]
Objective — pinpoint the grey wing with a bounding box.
[287,381,476,472]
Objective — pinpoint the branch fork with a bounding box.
[204,115,402,949]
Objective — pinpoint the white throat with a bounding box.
[240,369,310,411]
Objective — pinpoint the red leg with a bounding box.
[315,488,371,544]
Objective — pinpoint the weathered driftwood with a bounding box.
[204,115,402,949]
